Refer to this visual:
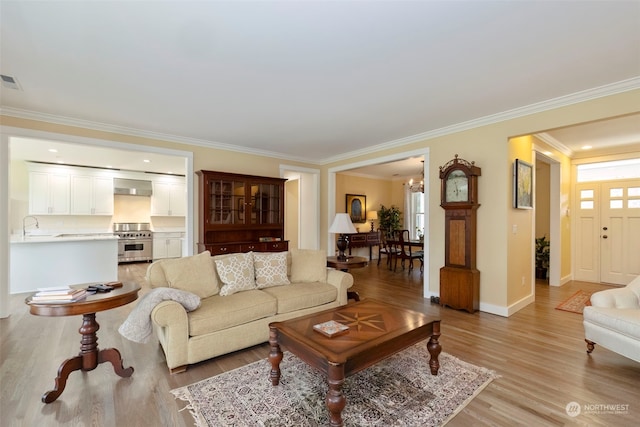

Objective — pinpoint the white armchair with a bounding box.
[583,275,640,363]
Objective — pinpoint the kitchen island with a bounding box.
[10,234,118,294]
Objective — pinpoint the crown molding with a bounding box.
[0,106,315,164]
[534,132,573,157]
[322,77,640,164]
[2,76,638,166]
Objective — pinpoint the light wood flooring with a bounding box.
[1,260,638,426]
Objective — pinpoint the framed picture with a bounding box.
[514,159,533,209]
[346,194,366,223]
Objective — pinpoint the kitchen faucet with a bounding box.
[22,215,39,238]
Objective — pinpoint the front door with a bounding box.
[575,180,640,285]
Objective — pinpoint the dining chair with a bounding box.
[377,229,399,269]
[394,229,424,274]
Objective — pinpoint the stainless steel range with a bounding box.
[114,223,153,263]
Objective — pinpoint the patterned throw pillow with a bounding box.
[254,251,290,289]
[215,252,256,296]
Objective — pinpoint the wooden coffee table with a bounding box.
[268,299,441,427]
[25,283,140,403]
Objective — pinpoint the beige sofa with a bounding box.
[145,249,353,373]
[583,275,640,363]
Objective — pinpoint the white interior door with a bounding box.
[600,180,640,285]
[575,180,640,285]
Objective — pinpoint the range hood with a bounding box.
[113,178,153,196]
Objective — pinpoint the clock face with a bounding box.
[445,170,469,202]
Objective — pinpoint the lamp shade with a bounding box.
[329,213,357,234]
[366,211,378,220]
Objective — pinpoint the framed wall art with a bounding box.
[514,159,533,209]
[345,194,366,223]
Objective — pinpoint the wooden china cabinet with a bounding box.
[196,170,288,255]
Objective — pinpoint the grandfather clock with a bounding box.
[439,155,481,313]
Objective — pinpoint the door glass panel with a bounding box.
[610,200,623,209]
[628,200,640,209]
[580,189,594,199]
[628,187,640,197]
[580,201,594,209]
[609,188,623,197]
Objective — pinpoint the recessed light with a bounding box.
[48,149,58,153]
[581,145,592,150]
[143,159,150,163]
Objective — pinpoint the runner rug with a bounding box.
[171,341,498,426]
[555,290,593,314]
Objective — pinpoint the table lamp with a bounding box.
[366,211,377,232]
[329,213,357,260]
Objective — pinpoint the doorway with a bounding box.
[575,179,640,285]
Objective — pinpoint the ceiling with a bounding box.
[2,1,639,176]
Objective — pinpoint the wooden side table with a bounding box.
[25,283,140,403]
[326,256,368,302]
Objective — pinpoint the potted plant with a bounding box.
[378,204,402,232]
[535,235,550,280]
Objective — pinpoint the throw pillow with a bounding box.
[160,251,219,298]
[215,252,256,296]
[254,251,290,289]
[289,249,327,283]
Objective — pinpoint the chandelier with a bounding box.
[408,161,424,193]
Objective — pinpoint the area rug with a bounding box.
[555,290,593,314]
[171,341,498,426]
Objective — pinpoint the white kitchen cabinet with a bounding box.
[70,175,114,215]
[29,171,70,215]
[153,232,183,260]
[151,179,186,216]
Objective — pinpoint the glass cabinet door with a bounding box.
[208,177,245,225]
[249,182,283,225]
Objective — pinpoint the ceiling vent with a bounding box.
[1,74,22,90]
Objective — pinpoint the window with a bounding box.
[411,192,424,239]
[577,159,640,182]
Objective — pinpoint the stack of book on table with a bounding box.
[30,286,87,303]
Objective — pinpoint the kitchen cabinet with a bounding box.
[153,232,183,260]
[151,179,186,216]
[196,170,288,254]
[70,175,114,215]
[29,170,70,215]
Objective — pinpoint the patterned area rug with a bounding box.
[555,290,593,314]
[171,341,498,426]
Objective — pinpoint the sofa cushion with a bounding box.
[254,251,290,289]
[160,251,219,298]
[584,307,640,340]
[215,252,256,296]
[289,249,327,283]
[188,290,277,336]
[262,282,337,314]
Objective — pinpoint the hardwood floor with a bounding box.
[1,260,638,426]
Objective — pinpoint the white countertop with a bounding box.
[10,234,118,244]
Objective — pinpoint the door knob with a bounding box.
[602,227,608,231]
[602,235,608,239]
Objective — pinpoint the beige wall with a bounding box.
[3,88,639,316]
[321,89,639,315]
[285,179,299,250]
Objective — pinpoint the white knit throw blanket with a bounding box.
[118,287,201,343]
